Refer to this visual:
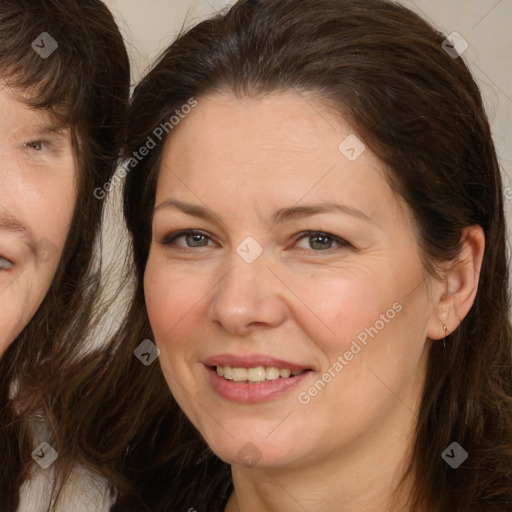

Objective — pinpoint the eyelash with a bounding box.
[159,229,351,253]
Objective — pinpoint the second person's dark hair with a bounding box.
[0,0,130,509]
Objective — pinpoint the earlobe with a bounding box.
[427,224,485,341]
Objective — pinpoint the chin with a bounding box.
[200,426,303,470]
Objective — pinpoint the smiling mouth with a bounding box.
[214,365,307,383]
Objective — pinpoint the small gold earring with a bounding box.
[443,324,448,349]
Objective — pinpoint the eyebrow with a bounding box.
[10,123,70,147]
[29,123,68,137]
[154,199,374,225]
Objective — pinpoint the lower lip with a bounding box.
[207,366,312,403]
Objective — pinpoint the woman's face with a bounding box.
[145,91,440,470]
[0,85,76,355]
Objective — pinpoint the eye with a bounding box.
[23,140,49,152]
[0,257,14,270]
[160,230,215,248]
[294,231,350,251]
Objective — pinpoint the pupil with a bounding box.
[311,235,331,250]
[188,233,206,246]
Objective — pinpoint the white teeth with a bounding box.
[215,365,304,382]
[232,368,248,382]
[266,367,280,380]
[247,366,266,382]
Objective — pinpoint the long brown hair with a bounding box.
[0,0,130,510]
[79,1,512,510]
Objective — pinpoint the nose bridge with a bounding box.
[209,244,287,333]
[217,246,270,306]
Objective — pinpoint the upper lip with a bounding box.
[204,354,312,372]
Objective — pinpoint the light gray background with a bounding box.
[97,1,511,334]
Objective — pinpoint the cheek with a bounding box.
[33,171,76,234]
[289,262,428,403]
[143,258,201,346]
[27,182,76,286]
[291,271,398,356]
[307,277,428,409]
[144,264,170,339]
[0,266,58,355]
[15,157,77,270]
[143,260,206,413]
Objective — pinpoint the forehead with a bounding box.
[163,93,341,185]
[163,91,339,159]
[157,92,392,208]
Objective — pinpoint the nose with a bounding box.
[208,249,288,336]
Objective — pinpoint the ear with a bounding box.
[426,225,485,340]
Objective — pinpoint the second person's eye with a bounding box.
[23,140,49,152]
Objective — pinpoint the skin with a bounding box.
[0,85,76,356]
[144,91,485,512]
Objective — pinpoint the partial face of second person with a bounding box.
[144,91,445,472]
[0,85,75,355]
